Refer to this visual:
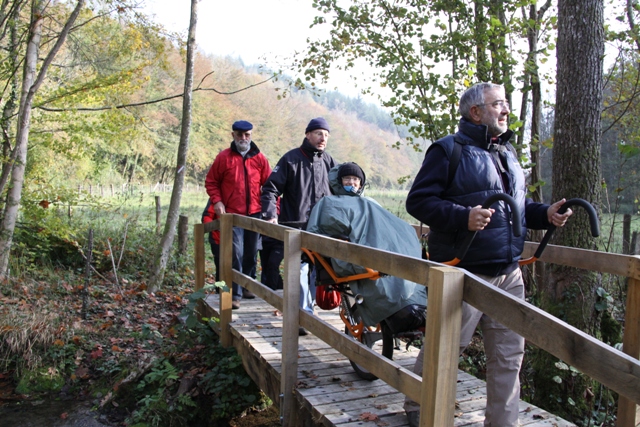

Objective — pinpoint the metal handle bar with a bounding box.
[519,198,600,266]
[443,193,522,266]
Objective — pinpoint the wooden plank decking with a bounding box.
[202,291,575,427]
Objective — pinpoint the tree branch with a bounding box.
[31,0,86,96]
[34,74,277,112]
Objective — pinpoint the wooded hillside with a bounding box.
[29,27,424,191]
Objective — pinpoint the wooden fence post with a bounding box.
[194,223,204,291]
[420,266,464,427]
[178,215,189,255]
[155,196,161,234]
[281,229,302,427]
[617,266,640,427]
[110,184,114,197]
[623,214,631,254]
[219,214,234,347]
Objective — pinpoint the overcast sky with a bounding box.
[144,2,338,76]
[148,0,322,61]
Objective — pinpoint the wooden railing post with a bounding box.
[618,259,640,427]
[281,229,302,427]
[420,266,464,427]
[219,214,234,348]
[194,223,204,291]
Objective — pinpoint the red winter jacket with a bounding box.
[205,141,272,216]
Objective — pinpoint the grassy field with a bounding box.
[44,186,640,264]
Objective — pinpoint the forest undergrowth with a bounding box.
[0,186,424,426]
[0,239,277,427]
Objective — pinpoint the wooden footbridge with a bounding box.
[194,215,640,427]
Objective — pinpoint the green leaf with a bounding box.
[554,361,569,370]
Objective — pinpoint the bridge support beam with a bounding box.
[219,214,234,347]
[618,275,640,427]
[281,229,302,426]
[420,266,464,427]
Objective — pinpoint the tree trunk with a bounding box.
[177,215,189,255]
[474,0,489,82]
[532,0,606,420]
[548,0,604,306]
[0,0,85,277]
[0,3,24,203]
[526,1,552,205]
[128,151,140,184]
[148,0,198,292]
[521,1,553,306]
[0,1,42,275]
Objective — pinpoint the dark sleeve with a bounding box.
[405,145,471,231]
[524,198,551,230]
[261,156,288,219]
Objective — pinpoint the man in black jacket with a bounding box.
[404,83,573,427]
[261,117,337,335]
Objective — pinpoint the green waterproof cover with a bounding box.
[306,165,427,326]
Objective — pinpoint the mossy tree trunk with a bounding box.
[531,0,618,422]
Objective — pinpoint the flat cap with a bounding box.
[232,120,253,131]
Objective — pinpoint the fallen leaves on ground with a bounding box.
[359,412,380,421]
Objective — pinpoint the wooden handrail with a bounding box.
[197,214,640,427]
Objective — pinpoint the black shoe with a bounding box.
[298,327,308,336]
[231,300,240,310]
[242,289,256,299]
[406,411,420,427]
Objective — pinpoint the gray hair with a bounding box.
[459,82,504,120]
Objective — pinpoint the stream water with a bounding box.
[0,399,112,427]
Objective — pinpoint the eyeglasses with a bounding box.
[477,100,510,110]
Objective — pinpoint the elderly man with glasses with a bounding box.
[404,82,573,427]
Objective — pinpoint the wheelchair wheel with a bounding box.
[343,304,394,381]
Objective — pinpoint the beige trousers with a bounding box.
[404,268,525,427]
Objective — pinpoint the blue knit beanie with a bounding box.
[305,117,330,134]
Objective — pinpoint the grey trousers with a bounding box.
[404,268,525,427]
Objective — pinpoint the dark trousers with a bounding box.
[209,214,260,299]
[260,235,283,290]
[208,235,220,282]
[231,220,260,299]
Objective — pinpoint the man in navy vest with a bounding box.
[405,83,573,427]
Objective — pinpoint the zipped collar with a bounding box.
[458,118,514,151]
[300,138,324,158]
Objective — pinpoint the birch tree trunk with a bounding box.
[0,0,85,277]
[148,0,198,292]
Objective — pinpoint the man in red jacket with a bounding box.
[205,120,272,309]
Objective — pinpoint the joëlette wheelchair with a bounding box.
[301,243,425,381]
[303,195,600,381]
